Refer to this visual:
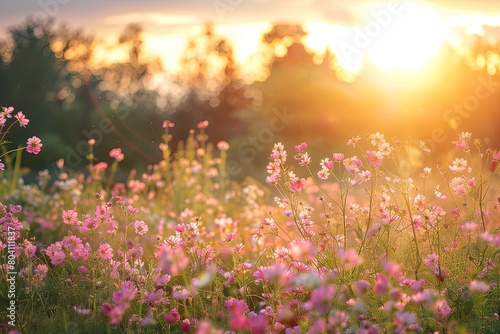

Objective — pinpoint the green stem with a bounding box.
[0,120,20,143]
[403,194,421,279]
[105,160,118,194]
[219,150,227,199]
[478,174,486,232]
[359,172,376,255]
[0,146,26,159]
[9,147,22,194]
[436,219,442,291]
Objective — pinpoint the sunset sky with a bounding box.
[1,0,500,74]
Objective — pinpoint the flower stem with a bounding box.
[9,147,22,194]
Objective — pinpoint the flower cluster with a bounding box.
[1,119,500,334]
[0,106,42,170]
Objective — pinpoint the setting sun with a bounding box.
[303,2,453,74]
[367,2,449,72]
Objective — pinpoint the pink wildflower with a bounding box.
[162,120,174,129]
[343,156,362,173]
[338,248,363,269]
[481,232,500,247]
[274,322,285,331]
[298,152,311,166]
[164,308,181,324]
[78,266,89,274]
[419,140,431,153]
[113,281,138,304]
[290,239,316,260]
[369,132,385,146]
[61,235,83,252]
[101,303,113,315]
[374,273,389,296]
[156,274,171,287]
[461,221,478,232]
[128,179,145,193]
[394,311,417,327]
[109,148,124,162]
[424,253,439,273]
[273,247,291,263]
[51,250,66,265]
[197,120,209,129]
[133,220,148,235]
[413,194,426,211]
[452,138,468,150]
[222,232,236,242]
[353,280,371,296]
[229,315,248,331]
[98,243,113,260]
[2,106,13,117]
[23,240,37,258]
[270,142,287,163]
[217,141,229,151]
[62,209,78,225]
[321,158,335,170]
[347,135,361,147]
[367,150,384,168]
[469,280,490,293]
[92,162,108,173]
[382,260,401,277]
[26,136,42,154]
[144,289,165,304]
[225,297,249,315]
[180,318,191,333]
[289,177,306,192]
[79,216,98,232]
[266,173,280,184]
[127,205,138,214]
[15,112,29,127]
[433,300,451,321]
[332,153,344,161]
[452,132,471,151]
[157,244,188,275]
[330,310,350,328]
[310,284,336,314]
[172,285,190,299]
[294,142,307,152]
[34,264,49,283]
[449,158,467,173]
[411,289,436,305]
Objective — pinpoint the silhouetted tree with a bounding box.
[172,23,247,145]
[0,19,82,169]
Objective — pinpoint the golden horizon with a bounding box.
[79,2,500,80]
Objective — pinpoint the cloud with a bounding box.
[105,12,197,26]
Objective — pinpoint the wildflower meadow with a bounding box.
[1,105,499,334]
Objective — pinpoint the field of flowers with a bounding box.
[1,106,499,334]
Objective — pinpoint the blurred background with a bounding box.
[0,0,499,181]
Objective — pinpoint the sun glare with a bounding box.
[367,2,449,72]
[92,2,495,79]
[303,3,451,75]
[305,23,366,73]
